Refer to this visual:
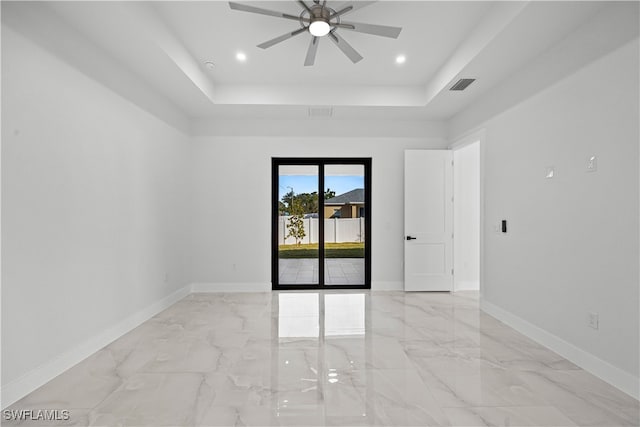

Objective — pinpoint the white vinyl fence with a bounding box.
[278,217,365,245]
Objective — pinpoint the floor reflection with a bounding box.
[274,292,370,425]
[325,293,365,336]
[277,292,320,338]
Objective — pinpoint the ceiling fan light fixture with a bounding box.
[309,20,330,37]
[228,1,403,66]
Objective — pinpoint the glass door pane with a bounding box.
[277,165,319,285]
[324,165,366,286]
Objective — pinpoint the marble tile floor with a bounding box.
[278,258,364,285]
[5,291,639,426]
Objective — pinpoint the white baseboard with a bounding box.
[190,282,271,292]
[192,282,405,292]
[454,280,480,291]
[481,298,640,400]
[1,285,191,409]
[371,281,404,291]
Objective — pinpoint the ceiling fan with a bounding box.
[228,1,402,66]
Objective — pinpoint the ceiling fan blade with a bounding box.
[329,1,376,17]
[258,27,308,49]
[304,36,320,66]
[330,6,353,19]
[297,0,312,12]
[329,31,363,63]
[229,2,306,22]
[336,21,402,38]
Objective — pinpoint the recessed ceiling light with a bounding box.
[236,52,247,62]
[204,61,215,70]
[395,55,406,65]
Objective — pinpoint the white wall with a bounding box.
[1,27,191,397]
[453,141,480,291]
[189,135,448,290]
[1,1,190,134]
[452,39,639,394]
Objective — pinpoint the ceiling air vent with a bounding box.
[308,106,333,118]
[450,78,476,91]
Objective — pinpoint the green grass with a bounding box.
[279,242,364,259]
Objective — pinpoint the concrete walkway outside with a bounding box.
[279,258,364,285]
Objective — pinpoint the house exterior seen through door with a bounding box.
[272,158,371,290]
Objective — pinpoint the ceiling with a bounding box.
[3,1,635,124]
[155,1,491,86]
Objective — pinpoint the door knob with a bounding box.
[406,236,417,240]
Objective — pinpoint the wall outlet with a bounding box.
[588,312,599,329]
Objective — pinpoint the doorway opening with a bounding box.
[453,140,481,291]
[272,158,371,290]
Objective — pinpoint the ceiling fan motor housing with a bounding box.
[307,5,333,37]
[311,5,331,24]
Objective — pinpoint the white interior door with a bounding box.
[404,150,453,291]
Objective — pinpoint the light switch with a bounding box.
[586,155,597,172]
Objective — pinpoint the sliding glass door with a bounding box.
[272,158,371,290]
[275,164,320,286]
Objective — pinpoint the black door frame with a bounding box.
[272,157,372,290]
